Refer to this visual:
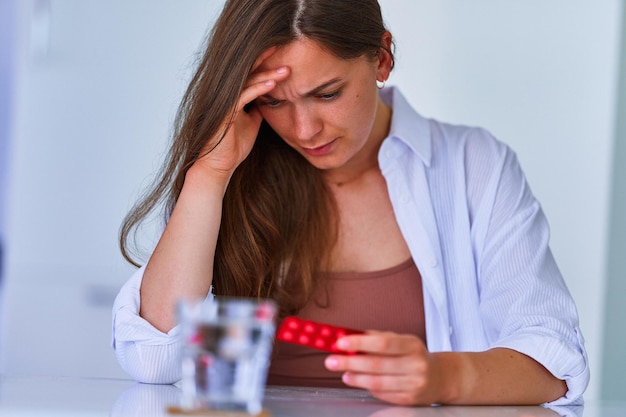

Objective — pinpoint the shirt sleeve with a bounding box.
[470,137,590,406]
[111,266,213,384]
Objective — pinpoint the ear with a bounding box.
[376,31,394,83]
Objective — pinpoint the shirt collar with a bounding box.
[379,86,432,167]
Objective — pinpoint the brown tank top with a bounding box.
[267,258,426,388]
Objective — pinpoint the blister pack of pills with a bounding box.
[276,316,364,354]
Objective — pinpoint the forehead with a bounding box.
[259,38,343,71]
[257,39,371,95]
[258,38,356,75]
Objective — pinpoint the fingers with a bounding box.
[237,66,289,111]
[236,46,290,111]
[325,350,427,375]
[323,333,438,406]
[336,331,425,356]
[341,371,435,406]
[245,66,289,89]
[341,371,427,395]
[324,333,429,394]
[333,363,434,406]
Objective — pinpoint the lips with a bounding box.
[302,138,337,157]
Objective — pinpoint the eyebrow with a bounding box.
[302,78,344,97]
[261,77,344,100]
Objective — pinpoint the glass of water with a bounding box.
[178,297,277,414]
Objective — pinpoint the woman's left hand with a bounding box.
[324,331,447,406]
[325,332,568,406]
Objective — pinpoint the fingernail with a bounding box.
[336,338,349,350]
[325,357,339,370]
[264,80,275,86]
[342,373,350,384]
[276,66,287,74]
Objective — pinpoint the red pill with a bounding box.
[314,338,327,349]
[280,330,294,341]
[285,317,299,329]
[320,326,332,337]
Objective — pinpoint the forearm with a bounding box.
[434,347,567,405]
[139,168,229,333]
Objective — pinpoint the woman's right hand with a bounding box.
[190,48,290,183]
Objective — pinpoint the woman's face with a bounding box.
[255,38,391,178]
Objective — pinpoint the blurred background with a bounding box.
[0,0,624,404]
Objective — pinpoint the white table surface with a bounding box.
[0,375,621,417]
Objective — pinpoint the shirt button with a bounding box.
[429,258,438,268]
[385,150,393,159]
[400,195,410,204]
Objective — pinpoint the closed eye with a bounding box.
[317,90,341,101]
[258,98,282,108]
[257,88,342,108]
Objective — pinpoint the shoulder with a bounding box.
[422,119,524,203]
[429,120,511,169]
[384,87,522,185]
[385,88,511,168]
[425,119,532,229]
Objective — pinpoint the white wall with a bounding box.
[602,1,626,402]
[0,0,227,379]
[0,0,15,237]
[0,0,23,280]
[1,0,622,402]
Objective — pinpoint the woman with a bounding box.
[112,0,589,406]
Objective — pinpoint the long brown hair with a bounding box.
[120,0,394,317]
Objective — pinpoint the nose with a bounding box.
[291,104,322,142]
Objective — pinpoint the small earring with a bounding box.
[376,79,386,89]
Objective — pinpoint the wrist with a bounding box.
[430,352,472,404]
[185,164,232,196]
